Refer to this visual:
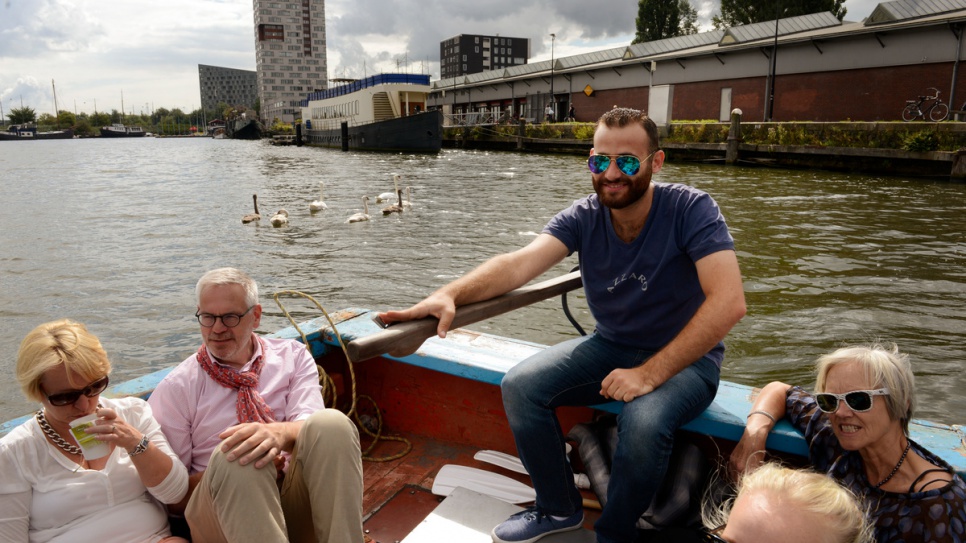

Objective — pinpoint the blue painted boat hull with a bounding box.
[4,308,963,478]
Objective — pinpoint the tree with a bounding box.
[679,0,699,35]
[73,118,94,137]
[713,0,847,28]
[9,106,37,125]
[634,0,682,43]
[56,110,76,129]
[90,111,112,128]
[37,113,56,126]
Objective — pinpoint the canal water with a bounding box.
[1,138,964,426]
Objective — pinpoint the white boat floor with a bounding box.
[403,487,595,543]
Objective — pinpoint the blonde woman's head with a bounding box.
[704,463,873,543]
[17,319,111,403]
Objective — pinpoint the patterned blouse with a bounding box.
[786,386,966,543]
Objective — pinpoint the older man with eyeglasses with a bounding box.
[149,267,363,543]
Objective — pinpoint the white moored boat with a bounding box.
[300,73,442,153]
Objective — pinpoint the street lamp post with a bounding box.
[766,3,780,121]
[550,33,556,122]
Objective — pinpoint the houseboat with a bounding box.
[100,123,147,137]
[300,73,443,153]
[0,124,73,141]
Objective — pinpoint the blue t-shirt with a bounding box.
[543,182,735,365]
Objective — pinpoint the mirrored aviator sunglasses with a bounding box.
[814,388,889,413]
[587,154,643,176]
[45,375,110,406]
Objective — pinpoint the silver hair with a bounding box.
[815,343,915,435]
[195,267,259,307]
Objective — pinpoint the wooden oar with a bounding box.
[346,271,583,362]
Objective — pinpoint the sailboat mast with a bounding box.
[52,79,59,117]
[121,90,125,118]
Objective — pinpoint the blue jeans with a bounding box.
[501,333,719,543]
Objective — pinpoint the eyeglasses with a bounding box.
[44,375,110,406]
[195,305,256,328]
[587,151,656,176]
[704,525,727,543]
[815,388,889,413]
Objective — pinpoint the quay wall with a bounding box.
[442,120,966,180]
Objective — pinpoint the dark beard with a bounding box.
[593,173,651,210]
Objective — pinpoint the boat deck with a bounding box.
[361,433,602,542]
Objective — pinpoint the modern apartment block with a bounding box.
[198,64,258,114]
[439,34,529,79]
[253,0,328,123]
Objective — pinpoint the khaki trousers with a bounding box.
[185,409,364,543]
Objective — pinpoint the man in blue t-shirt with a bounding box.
[379,108,746,543]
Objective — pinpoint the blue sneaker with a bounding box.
[491,507,584,543]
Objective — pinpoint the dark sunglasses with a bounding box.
[587,151,656,176]
[815,388,889,413]
[44,375,110,406]
[195,304,256,328]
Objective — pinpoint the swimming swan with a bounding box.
[242,194,261,223]
[310,181,328,212]
[382,189,404,215]
[270,209,289,227]
[346,196,371,223]
[376,174,401,203]
[402,186,414,210]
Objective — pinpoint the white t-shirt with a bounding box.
[0,396,188,543]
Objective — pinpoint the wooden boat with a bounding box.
[300,73,443,153]
[3,272,964,541]
[100,123,147,137]
[0,124,73,140]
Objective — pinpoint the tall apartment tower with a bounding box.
[253,0,328,124]
[440,35,529,79]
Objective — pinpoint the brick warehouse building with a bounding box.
[427,0,966,124]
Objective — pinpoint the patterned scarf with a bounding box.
[196,335,276,424]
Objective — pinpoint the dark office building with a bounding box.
[440,34,529,78]
[198,64,258,113]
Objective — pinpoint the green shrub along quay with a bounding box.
[443,120,966,179]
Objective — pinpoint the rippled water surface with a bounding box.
[1,138,964,424]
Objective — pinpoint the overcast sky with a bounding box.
[1,0,880,117]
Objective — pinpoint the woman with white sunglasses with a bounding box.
[729,343,965,543]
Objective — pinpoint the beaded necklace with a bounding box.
[35,409,84,456]
[872,441,911,489]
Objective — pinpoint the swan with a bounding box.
[270,209,289,227]
[382,189,404,215]
[309,181,327,212]
[346,196,371,223]
[402,186,414,210]
[242,194,261,223]
[376,174,401,203]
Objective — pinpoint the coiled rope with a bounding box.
[272,290,412,462]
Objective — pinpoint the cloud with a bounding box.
[0,0,101,58]
[0,0,880,115]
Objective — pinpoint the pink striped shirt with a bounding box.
[148,336,325,474]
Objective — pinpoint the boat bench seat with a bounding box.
[307,310,966,475]
[297,310,812,457]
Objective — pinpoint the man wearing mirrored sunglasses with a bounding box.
[149,267,364,543]
[730,343,966,543]
[379,107,746,543]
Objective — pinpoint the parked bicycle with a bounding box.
[901,87,949,121]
